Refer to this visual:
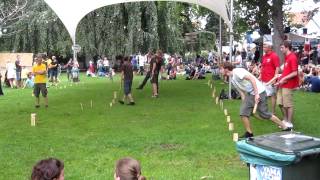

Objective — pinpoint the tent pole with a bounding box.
[73,36,77,61]
[219,16,222,64]
[229,0,234,99]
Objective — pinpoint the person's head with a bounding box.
[31,158,64,180]
[52,56,56,60]
[156,49,163,57]
[221,62,234,76]
[114,157,146,180]
[280,41,292,55]
[36,54,43,65]
[263,42,273,53]
[123,56,130,63]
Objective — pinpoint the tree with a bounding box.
[272,0,285,61]
[0,0,28,37]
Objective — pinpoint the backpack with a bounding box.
[231,89,241,99]
[219,89,229,100]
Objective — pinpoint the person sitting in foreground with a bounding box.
[31,158,64,180]
[114,157,146,180]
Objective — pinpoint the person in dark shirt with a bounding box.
[306,70,320,93]
[119,56,135,105]
[136,51,153,90]
[150,50,163,98]
[15,55,22,88]
[50,56,58,85]
[0,72,3,96]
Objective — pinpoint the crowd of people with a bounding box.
[31,157,146,180]
[219,40,320,138]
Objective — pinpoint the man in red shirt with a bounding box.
[260,42,280,114]
[275,41,299,129]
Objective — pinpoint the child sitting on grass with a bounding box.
[23,72,34,89]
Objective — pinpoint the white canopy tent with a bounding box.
[44,0,234,97]
[43,0,231,44]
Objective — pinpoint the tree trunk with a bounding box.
[272,0,285,63]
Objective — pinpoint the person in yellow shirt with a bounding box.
[32,54,48,108]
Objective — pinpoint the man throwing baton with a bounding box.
[222,62,291,138]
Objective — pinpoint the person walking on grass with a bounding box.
[222,62,291,138]
[150,49,164,98]
[32,54,48,108]
[119,56,135,105]
[136,51,153,90]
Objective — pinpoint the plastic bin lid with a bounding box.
[247,131,320,155]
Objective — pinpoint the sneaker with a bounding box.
[282,127,293,132]
[282,120,293,128]
[279,120,292,129]
[35,105,40,108]
[286,122,293,128]
[127,102,135,105]
[118,100,124,104]
[240,131,254,139]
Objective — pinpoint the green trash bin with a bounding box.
[236,131,320,180]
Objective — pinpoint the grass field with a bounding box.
[0,73,319,180]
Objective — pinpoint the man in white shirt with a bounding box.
[138,53,145,75]
[222,62,290,138]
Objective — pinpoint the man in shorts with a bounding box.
[222,62,290,138]
[260,42,280,114]
[275,41,299,129]
[32,54,48,108]
[119,56,135,105]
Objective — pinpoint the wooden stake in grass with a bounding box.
[90,100,93,108]
[31,113,36,126]
[226,116,231,123]
[224,109,228,116]
[113,91,117,99]
[233,133,239,142]
[215,97,219,105]
[80,103,83,111]
[212,90,215,98]
[228,123,234,131]
[253,103,258,114]
[220,100,223,109]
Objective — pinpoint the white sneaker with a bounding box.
[282,120,293,128]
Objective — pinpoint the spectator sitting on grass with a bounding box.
[114,157,146,180]
[23,72,34,89]
[305,67,320,93]
[31,158,64,180]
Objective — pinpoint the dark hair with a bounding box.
[115,157,146,180]
[31,158,64,180]
[123,56,130,62]
[282,41,292,51]
[222,62,234,71]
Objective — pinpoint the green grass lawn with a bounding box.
[0,73,319,180]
